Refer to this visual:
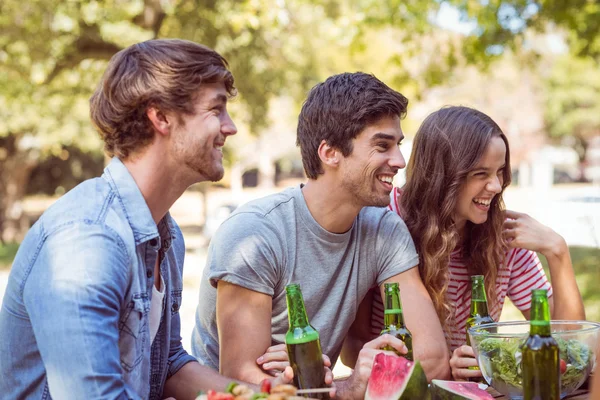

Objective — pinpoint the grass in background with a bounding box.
[560,246,600,322]
[0,242,19,270]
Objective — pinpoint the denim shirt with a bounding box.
[0,158,197,399]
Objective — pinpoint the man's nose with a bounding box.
[222,112,237,137]
[390,146,406,170]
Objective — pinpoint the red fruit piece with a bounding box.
[260,379,272,393]
[207,390,234,400]
[560,359,567,374]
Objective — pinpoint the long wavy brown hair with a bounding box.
[400,106,512,332]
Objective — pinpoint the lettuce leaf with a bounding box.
[477,336,592,393]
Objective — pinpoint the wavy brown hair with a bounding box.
[400,106,511,332]
[90,39,236,159]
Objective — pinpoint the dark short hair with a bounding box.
[296,72,408,179]
[90,39,236,158]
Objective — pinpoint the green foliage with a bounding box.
[0,242,19,270]
[447,0,600,60]
[544,54,600,160]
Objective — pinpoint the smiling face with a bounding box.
[339,115,406,207]
[171,81,237,182]
[454,136,507,232]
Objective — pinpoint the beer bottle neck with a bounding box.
[470,276,490,317]
[286,288,310,329]
[529,291,552,336]
[383,284,406,328]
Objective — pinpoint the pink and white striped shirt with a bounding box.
[371,187,553,350]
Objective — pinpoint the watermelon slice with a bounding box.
[365,353,428,400]
[431,380,494,400]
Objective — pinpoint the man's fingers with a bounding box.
[262,361,290,372]
[265,343,287,353]
[364,334,407,354]
[322,354,331,367]
[258,350,289,364]
[257,345,289,364]
[272,366,294,386]
[325,367,334,385]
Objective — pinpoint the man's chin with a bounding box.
[208,168,225,182]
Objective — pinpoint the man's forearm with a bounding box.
[163,361,261,400]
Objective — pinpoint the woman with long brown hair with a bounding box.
[367,106,585,380]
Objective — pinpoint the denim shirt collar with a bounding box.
[103,157,175,250]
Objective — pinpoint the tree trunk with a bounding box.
[574,135,589,181]
[0,135,38,243]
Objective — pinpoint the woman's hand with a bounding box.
[503,210,567,258]
[449,345,482,381]
[336,334,407,399]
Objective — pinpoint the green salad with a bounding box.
[478,336,593,393]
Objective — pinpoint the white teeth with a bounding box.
[378,176,393,184]
[473,198,491,206]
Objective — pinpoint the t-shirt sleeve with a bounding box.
[374,209,419,286]
[506,248,553,311]
[206,212,283,296]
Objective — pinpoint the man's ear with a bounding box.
[146,106,171,136]
[317,140,341,168]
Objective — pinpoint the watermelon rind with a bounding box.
[430,380,494,400]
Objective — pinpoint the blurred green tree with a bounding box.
[544,54,600,176]
[1,0,598,241]
[0,0,448,241]
[447,0,599,61]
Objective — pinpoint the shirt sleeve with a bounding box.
[206,212,283,296]
[374,209,419,286]
[506,248,553,311]
[23,222,141,400]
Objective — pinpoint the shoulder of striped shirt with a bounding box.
[388,187,401,215]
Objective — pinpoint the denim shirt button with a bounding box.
[146,269,153,278]
[171,303,179,313]
[149,238,158,247]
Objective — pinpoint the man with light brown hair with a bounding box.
[0,39,274,400]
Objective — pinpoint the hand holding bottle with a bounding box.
[256,343,333,384]
[449,345,483,380]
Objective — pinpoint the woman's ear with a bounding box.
[317,140,341,169]
[146,106,172,136]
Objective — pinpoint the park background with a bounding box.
[1,0,599,376]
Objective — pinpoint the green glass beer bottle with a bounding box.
[465,275,495,347]
[285,284,327,398]
[380,282,413,360]
[521,289,560,400]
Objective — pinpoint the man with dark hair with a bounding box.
[193,72,451,398]
[0,39,254,399]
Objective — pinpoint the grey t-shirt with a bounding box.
[192,185,418,369]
